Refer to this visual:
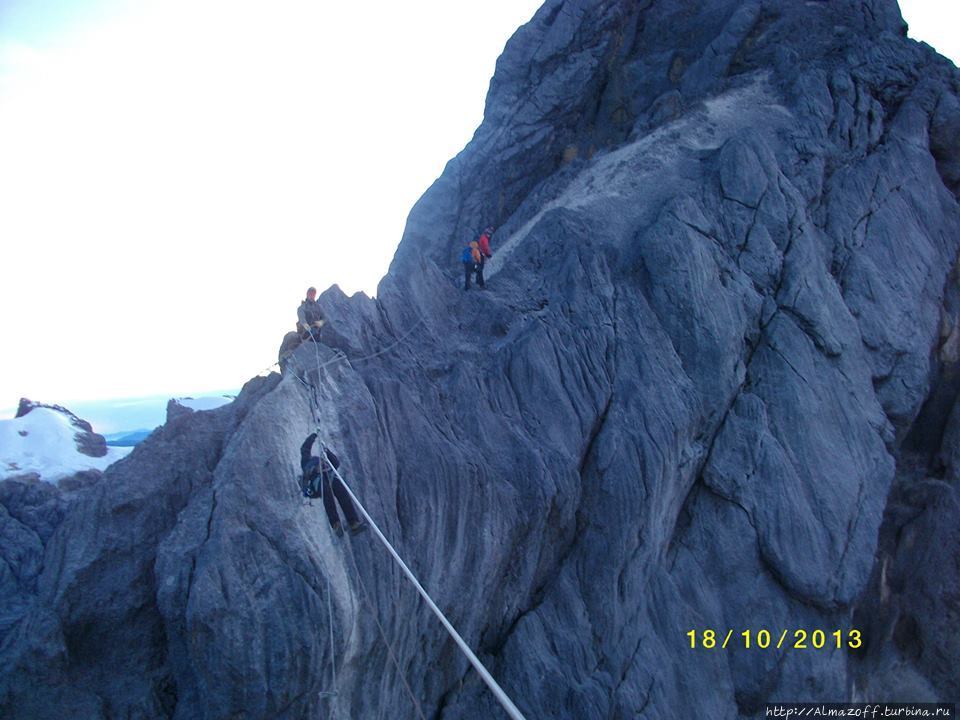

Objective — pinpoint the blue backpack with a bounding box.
[461,246,473,263]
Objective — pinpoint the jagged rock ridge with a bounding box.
[1,1,959,718]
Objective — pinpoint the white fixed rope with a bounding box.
[294,313,527,719]
[323,458,529,720]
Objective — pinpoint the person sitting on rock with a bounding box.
[299,433,367,537]
[297,287,327,340]
[297,287,326,340]
[475,226,494,288]
[462,241,483,290]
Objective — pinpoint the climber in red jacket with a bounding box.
[475,226,494,288]
[478,226,493,258]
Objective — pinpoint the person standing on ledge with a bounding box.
[297,287,326,340]
[475,226,494,288]
[462,240,483,290]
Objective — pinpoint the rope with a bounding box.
[295,322,427,719]
[251,311,425,383]
[323,458,529,720]
[322,573,338,720]
[288,316,427,378]
[294,311,528,719]
[315,533,362,718]
[343,531,429,720]
[345,317,427,365]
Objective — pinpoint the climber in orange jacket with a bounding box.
[462,240,483,290]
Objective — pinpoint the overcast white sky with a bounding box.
[0,0,957,409]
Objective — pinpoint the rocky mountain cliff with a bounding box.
[2,1,959,718]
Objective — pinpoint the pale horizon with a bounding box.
[0,0,545,407]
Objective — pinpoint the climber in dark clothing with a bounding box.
[299,433,367,537]
[297,287,326,340]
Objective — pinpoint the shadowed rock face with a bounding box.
[2,1,959,718]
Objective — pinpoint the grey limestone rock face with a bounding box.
[0,470,104,686]
[2,1,959,718]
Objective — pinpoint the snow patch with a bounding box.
[173,395,234,412]
[0,408,132,483]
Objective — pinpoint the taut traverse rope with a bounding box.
[321,456,529,720]
[293,320,528,720]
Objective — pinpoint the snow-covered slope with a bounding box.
[0,407,131,482]
[173,395,234,412]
